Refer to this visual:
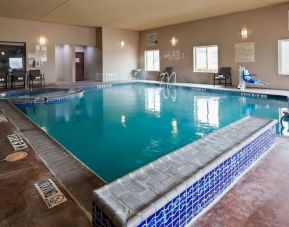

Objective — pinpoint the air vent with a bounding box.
[147,33,157,46]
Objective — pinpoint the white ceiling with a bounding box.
[0,0,288,31]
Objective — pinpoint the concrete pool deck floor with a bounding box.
[194,136,289,227]
[0,109,91,226]
[0,100,105,226]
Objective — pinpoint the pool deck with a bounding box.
[194,136,289,227]
[0,81,289,226]
[52,80,289,98]
[0,108,91,226]
[0,99,105,226]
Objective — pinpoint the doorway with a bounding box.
[75,52,84,81]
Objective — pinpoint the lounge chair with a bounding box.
[29,69,45,87]
[214,67,232,87]
[12,69,26,88]
[0,70,7,89]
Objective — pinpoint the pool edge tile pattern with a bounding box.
[92,116,277,227]
[0,100,105,218]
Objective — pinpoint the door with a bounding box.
[75,52,84,81]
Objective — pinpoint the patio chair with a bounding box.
[0,70,7,89]
[12,69,26,88]
[29,69,45,87]
[214,67,232,87]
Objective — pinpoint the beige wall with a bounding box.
[55,44,75,82]
[139,3,289,90]
[0,17,96,83]
[102,27,139,81]
[75,45,100,81]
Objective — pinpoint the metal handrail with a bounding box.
[160,72,176,84]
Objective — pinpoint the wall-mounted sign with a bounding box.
[235,42,255,63]
[164,50,185,61]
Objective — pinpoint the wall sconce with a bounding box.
[241,27,248,39]
[120,40,125,48]
[39,36,47,46]
[171,36,178,46]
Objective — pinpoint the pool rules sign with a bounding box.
[35,178,67,208]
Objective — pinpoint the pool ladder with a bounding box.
[160,72,177,84]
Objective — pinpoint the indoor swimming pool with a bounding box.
[18,83,288,182]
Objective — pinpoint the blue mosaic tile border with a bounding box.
[44,92,83,104]
[92,125,276,227]
[2,88,84,106]
[82,81,288,101]
[132,82,288,101]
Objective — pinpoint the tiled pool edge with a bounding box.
[69,80,289,101]
[188,126,276,225]
[0,100,106,220]
[2,88,84,106]
[92,117,277,227]
[51,80,289,101]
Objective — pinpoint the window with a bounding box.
[194,45,218,73]
[278,39,289,75]
[0,42,26,73]
[144,50,160,71]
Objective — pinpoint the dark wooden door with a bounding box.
[75,52,84,81]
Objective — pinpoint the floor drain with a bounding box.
[5,152,28,162]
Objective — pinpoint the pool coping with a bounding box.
[92,116,277,227]
[0,87,84,106]
[52,80,289,101]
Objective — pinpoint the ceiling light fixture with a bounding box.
[120,40,125,47]
[1,52,5,56]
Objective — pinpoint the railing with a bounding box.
[95,73,119,82]
[160,72,177,84]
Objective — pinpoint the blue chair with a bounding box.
[242,69,260,84]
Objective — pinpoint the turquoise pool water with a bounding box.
[19,83,288,182]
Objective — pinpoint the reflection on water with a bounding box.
[171,119,178,137]
[162,85,177,102]
[145,88,160,113]
[18,84,288,182]
[195,97,219,127]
